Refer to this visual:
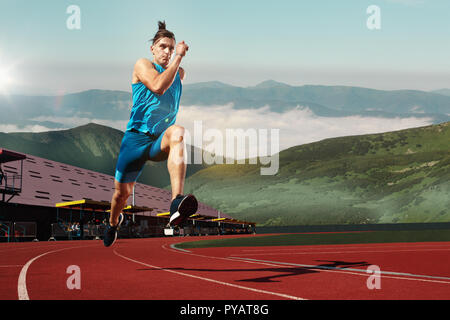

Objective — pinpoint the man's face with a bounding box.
[151,37,175,68]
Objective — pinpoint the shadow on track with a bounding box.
[135,260,371,283]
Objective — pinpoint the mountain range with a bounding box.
[182,121,450,226]
[183,81,450,121]
[1,121,448,226]
[1,81,450,131]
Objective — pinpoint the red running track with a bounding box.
[1,235,449,300]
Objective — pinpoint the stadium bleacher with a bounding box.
[0,148,255,241]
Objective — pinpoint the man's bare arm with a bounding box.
[135,41,188,95]
[134,55,183,95]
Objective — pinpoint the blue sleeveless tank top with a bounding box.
[126,61,182,136]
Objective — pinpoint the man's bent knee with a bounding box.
[113,189,129,203]
[169,125,185,144]
[113,181,134,202]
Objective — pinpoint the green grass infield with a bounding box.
[175,229,450,249]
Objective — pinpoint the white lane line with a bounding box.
[240,243,450,252]
[230,257,450,284]
[163,243,294,268]
[113,249,306,301]
[17,244,96,300]
[169,243,191,253]
[166,242,450,288]
[231,248,450,257]
[167,243,450,285]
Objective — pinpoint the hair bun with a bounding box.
[158,20,166,30]
[150,20,175,44]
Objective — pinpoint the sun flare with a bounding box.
[0,65,14,94]
[0,58,17,95]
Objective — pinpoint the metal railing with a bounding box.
[13,222,37,241]
[46,220,251,240]
[50,222,97,240]
[0,221,12,242]
[0,174,22,192]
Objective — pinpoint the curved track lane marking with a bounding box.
[17,244,97,300]
[231,248,450,257]
[167,242,450,285]
[113,248,305,300]
[165,244,294,274]
[165,243,291,268]
[169,243,191,253]
[240,243,450,252]
[230,257,450,284]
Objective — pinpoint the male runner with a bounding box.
[104,21,198,247]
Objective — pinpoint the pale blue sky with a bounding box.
[0,0,449,94]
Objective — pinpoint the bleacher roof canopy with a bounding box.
[0,148,27,164]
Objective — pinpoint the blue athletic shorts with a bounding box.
[114,129,168,183]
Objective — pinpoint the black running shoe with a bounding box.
[168,194,198,227]
[103,213,124,247]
